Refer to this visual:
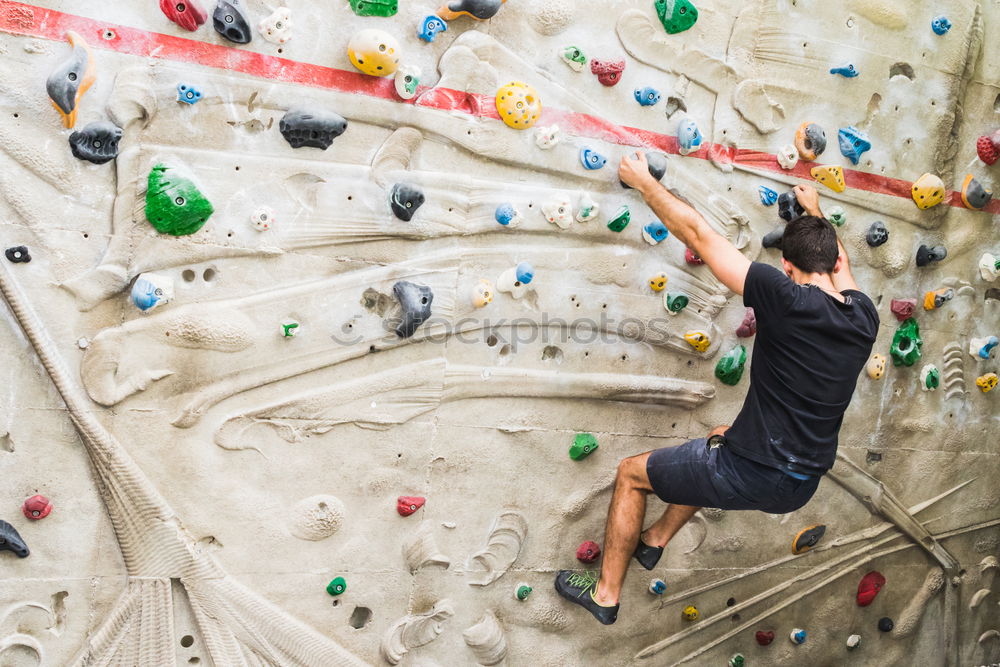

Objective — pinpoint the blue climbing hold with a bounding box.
[580,147,607,170]
[515,262,534,285]
[649,579,667,595]
[790,628,807,645]
[418,15,447,42]
[177,84,203,104]
[495,202,522,227]
[677,118,702,156]
[634,86,661,106]
[974,336,999,360]
[642,221,670,245]
[758,186,778,206]
[931,16,952,35]
[838,126,871,165]
[830,63,859,78]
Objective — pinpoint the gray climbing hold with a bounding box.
[0,520,29,558]
[390,183,425,222]
[866,221,889,247]
[279,107,348,150]
[393,281,433,338]
[213,0,253,44]
[777,191,805,222]
[4,246,31,263]
[45,32,95,128]
[69,120,122,164]
[762,227,784,250]
[916,244,947,268]
[621,152,668,189]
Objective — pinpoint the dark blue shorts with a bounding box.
[645,438,820,514]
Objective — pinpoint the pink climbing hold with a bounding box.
[856,570,886,607]
[22,494,53,520]
[396,496,425,517]
[736,308,757,338]
[890,298,917,322]
[685,248,705,266]
[576,540,602,563]
[590,59,626,87]
[160,0,209,31]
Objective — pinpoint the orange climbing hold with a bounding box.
[810,165,846,193]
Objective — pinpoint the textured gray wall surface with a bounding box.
[0,0,998,665]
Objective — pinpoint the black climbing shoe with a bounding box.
[634,536,663,570]
[554,570,619,625]
[791,524,826,554]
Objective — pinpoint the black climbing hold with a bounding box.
[762,227,784,250]
[621,152,668,189]
[390,183,425,222]
[278,107,348,150]
[877,617,894,633]
[866,221,889,247]
[985,288,1000,302]
[392,281,433,339]
[69,120,123,164]
[213,0,253,44]
[0,520,29,558]
[4,246,31,263]
[916,244,947,268]
[777,191,805,222]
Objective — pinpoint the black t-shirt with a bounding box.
[725,262,879,476]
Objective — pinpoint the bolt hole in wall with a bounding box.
[188,659,200,664]
[180,635,194,648]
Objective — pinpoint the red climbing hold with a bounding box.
[685,248,705,266]
[978,133,1000,166]
[890,298,917,322]
[736,308,756,338]
[396,496,425,516]
[590,59,626,87]
[755,630,775,646]
[160,0,209,31]
[576,540,602,563]
[856,570,886,607]
[22,494,53,520]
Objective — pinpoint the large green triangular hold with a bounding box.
[145,164,214,236]
[349,0,398,17]
[655,0,698,34]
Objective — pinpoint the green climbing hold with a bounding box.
[570,433,599,460]
[607,205,631,232]
[729,654,745,667]
[144,164,214,236]
[665,293,689,315]
[655,0,698,35]
[349,0,397,17]
[515,584,533,601]
[715,345,747,386]
[326,576,347,596]
[890,318,922,367]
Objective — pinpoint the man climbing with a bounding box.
[555,153,879,625]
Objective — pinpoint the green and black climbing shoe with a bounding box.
[554,570,619,625]
[634,536,663,570]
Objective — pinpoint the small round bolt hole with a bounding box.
[180,635,194,648]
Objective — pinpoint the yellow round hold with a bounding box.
[684,331,711,353]
[496,81,542,130]
[347,29,400,77]
[911,173,945,210]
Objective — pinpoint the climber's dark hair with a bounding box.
[782,215,838,274]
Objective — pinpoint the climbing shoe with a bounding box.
[633,536,663,570]
[554,570,619,625]
[791,524,826,554]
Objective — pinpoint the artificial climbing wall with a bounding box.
[0,0,998,665]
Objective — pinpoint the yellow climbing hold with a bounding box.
[496,81,542,130]
[976,373,998,393]
[684,331,710,353]
[649,273,668,292]
[911,173,946,210]
[810,165,846,193]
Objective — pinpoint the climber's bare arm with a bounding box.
[620,153,750,296]
[793,184,860,292]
